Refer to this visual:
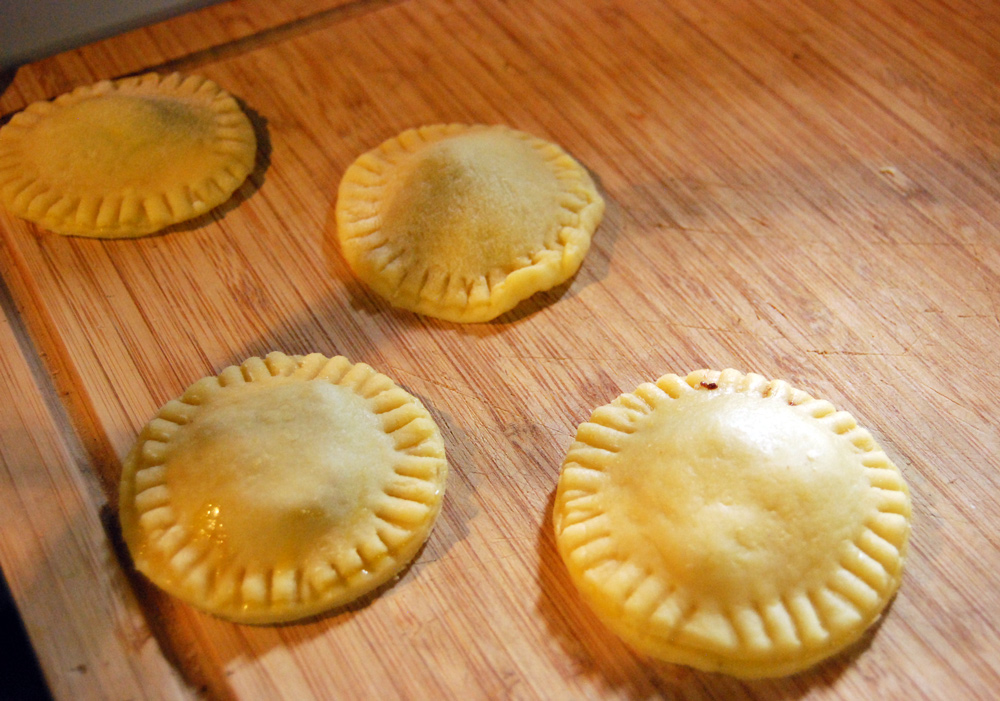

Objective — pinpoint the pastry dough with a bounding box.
[119,352,448,624]
[553,369,911,677]
[0,72,256,237]
[336,124,604,322]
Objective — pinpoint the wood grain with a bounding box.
[0,250,190,699]
[0,0,383,115]
[1,0,999,697]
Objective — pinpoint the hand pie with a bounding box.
[553,369,911,677]
[119,352,448,624]
[0,72,256,237]
[335,124,604,322]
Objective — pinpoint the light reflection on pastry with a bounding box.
[335,124,604,322]
[119,352,448,624]
[553,369,911,677]
[0,72,256,238]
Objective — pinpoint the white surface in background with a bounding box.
[0,0,226,71]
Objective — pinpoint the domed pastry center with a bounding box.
[608,392,872,604]
[29,94,215,192]
[163,381,396,566]
[383,132,563,278]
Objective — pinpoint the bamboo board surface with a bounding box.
[1,0,999,698]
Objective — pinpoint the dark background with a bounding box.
[1,573,51,700]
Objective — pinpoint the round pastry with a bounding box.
[553,369,911,677]
[119,352,448,624]
[335,124,604,322]
[0,72,256,237]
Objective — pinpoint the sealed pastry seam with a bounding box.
[553,369,911,678]
[336,124,604,322]
[0,72,256,237]
[119,352,447,624]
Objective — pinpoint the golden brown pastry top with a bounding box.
[119,352,448,624]
[0,72,256,237]
[554,369,911,678]
[336,124,604,322]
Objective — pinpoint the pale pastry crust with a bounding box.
[553,369,911,678]
[119,352,448,624]
[0,72,256,238]
[335,124,605,322]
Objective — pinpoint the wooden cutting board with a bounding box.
[1,0,999,698]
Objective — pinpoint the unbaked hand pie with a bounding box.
[119,352,448,624]
[0,72,256,238]
[553,369,911,677]
[335,124,605,322]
